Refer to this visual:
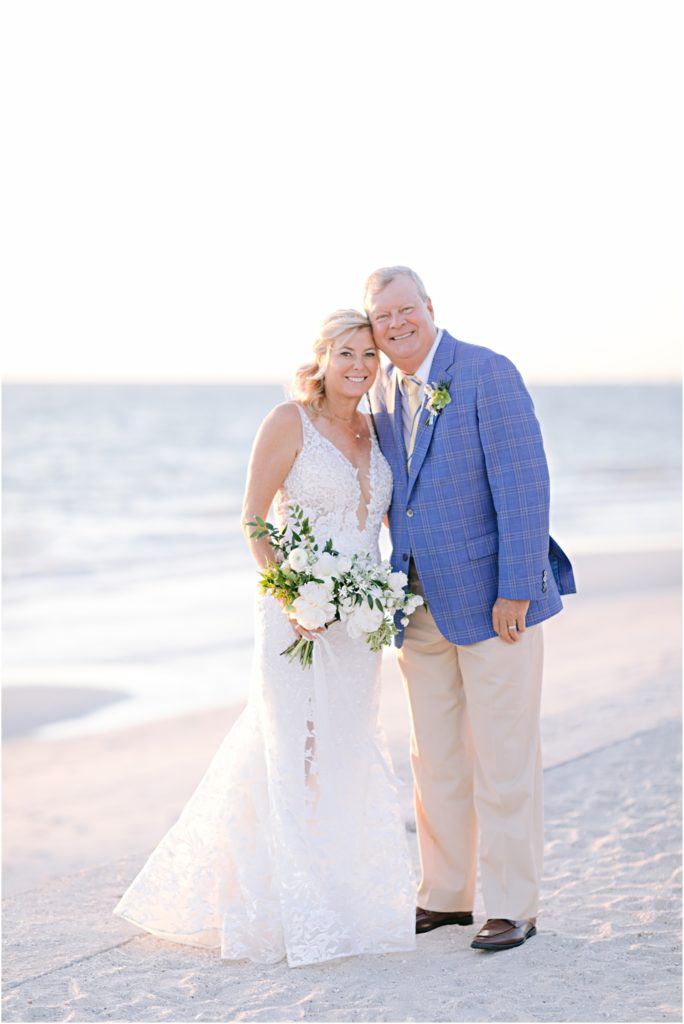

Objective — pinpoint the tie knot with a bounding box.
[402,375,422,397]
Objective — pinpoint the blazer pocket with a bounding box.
[466,531,498,561]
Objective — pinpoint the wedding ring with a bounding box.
[507,624,517,632]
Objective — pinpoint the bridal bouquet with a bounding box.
[248,504,424,667]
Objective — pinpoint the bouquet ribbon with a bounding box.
[311,633,341,812]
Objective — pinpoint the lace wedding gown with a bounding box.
[114,405,416,967]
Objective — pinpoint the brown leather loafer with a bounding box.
[470,918,536,950]
[416,907,474,933]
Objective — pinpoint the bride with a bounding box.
[114,309,416,967]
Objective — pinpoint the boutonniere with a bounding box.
[424,378,452,425]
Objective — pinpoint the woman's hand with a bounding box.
[279,600,324,642]
[288,616,325,642]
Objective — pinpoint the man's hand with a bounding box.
[492,598,530,644]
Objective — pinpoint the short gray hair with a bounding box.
[363,266,429,311]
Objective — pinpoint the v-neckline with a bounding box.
[302,410,375,532]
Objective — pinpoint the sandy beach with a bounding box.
[2,549,682,1022]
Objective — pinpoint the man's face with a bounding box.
[366,276,437,373]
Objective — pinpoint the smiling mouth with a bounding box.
[345,376,367,382]
[391,330,414,341]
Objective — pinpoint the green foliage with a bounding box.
[250,503,422,668]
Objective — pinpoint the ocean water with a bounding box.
[2,382,681,737]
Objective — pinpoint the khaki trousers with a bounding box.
[398,576,544,920]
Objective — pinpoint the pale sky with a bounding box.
[2,0,682,384]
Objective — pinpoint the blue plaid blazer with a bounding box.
[369,331,576,646]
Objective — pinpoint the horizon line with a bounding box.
[1,376,681,387]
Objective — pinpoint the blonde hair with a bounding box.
[363,265,429,312]
[290,309,372,413]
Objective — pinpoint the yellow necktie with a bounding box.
[402,375,423,470]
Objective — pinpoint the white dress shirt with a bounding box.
[398,329,444,452]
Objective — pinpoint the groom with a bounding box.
[365,266,575,951]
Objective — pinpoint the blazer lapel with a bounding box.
[369,364,406,482]
[389,369,408,470]
[406,337,456,499]
[379,365,408,473]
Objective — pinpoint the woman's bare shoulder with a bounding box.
[261,400,302,427]
[359,410,379,435]
[255,401,303,446]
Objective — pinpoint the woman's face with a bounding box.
[324,327,378,400]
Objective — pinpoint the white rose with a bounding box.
[336,554,352,574]
[388,571,408,595]
[312,552,340,578]
[287,547,309,572]
[337,595,356,620]
[345,602,384,639]
[291,581,336,630]
[405,594,424,613]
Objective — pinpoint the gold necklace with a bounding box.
[322,404,365,441]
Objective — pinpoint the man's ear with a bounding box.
[426,297,435,320]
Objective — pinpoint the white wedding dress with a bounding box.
[114,405,416,967]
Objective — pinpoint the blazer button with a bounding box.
[406,509,414,518]
[402,553,408,562]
